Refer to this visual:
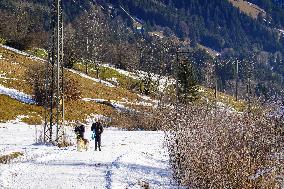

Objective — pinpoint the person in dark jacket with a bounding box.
[75,123,85,139]
[91,121,103,151]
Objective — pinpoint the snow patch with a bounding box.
[68,69,115,88]
[0,84,36,104]
[106,77,119,86]
[216,101,236,113]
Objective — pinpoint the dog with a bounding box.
[77,137,89,152]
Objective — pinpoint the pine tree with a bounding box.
[177,57,199,103]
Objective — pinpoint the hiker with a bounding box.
[74,121,85,139]
[91,121,103,151]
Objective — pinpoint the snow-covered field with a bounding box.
[0,122,177,189]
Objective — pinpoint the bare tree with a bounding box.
[71,6,109,75]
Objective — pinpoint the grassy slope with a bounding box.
[228,0,266,19]
[0,45,249,126]
[0,46,140,124]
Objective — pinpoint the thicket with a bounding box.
[159,103,283,188]
[25,63,81,106]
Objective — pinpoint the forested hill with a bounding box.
[0,0,93,49]
[105,0,284,55]
[0,0,284,100]
[1,0,283,55]
[249,0,284,27]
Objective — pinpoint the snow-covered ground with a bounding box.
[0,122,177,189]
[0,84,36,104]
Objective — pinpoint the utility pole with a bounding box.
[214,58,218,99]
[235,59,239,101]
[247,76,251,113]
[86,37,89,75]
[44,0,64,144]
[246,55,254,114]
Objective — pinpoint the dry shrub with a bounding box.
[25,64,81,105]
[160,105,280,188]
[110,109,162,131]
[57,135,73,148]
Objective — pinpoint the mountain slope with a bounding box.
[228,0,266,19]
[0,45,157,127]
[104,0,283,54]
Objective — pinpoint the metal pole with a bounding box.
[49,0,56,142]
[86,37,89,74]
[56,0,60,141]
[214,58,218,99]
[235,59,239,101]
[61,2,65,130]
[176,50,179,107]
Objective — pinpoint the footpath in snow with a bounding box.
[0,122,177,189]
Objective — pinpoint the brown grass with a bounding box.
[67,69,138,102]
[0,95,43,124]
[228,0,266,19]
[0,46,39,94]
[0,46,143,125]
[0,152,24,164]
[200,86,247,112]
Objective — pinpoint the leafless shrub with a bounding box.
[25,63,81,105]
[159,104,281,188]
[110,109,162,131]
[57,133,74,148]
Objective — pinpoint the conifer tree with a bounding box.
[177,57,199,103]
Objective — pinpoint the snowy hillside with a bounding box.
[0,122,177,189]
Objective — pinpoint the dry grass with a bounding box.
[0,46,39,94]
[67,69,138,102]
[64,100,114,122]
[200,86,247,112]
[228,0,266,19]
[73,63,140,91]
[0,46,142,125]
[0,152,24,164]
[0,94,43,124]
